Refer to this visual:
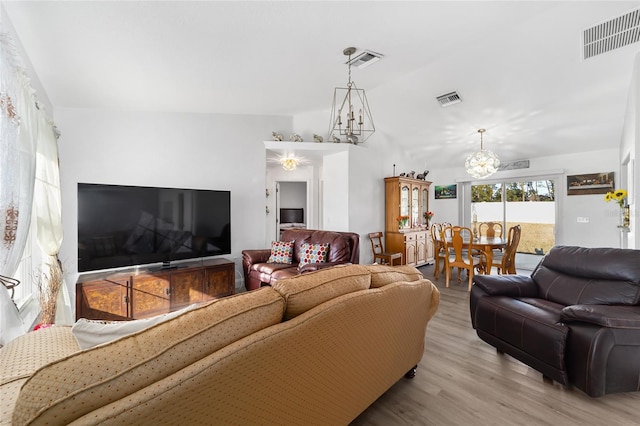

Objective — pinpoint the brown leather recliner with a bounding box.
[242,229,360,291]
[470,245,640,397]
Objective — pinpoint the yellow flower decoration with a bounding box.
[614,189,628,200]
[605,189,627,208]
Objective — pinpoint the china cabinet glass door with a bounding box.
[400,184,410,217]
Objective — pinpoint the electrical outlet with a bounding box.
[577,217,589,223]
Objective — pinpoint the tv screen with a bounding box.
[78,183,231,272]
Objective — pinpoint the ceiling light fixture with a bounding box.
[280,156,299,172]
[465,129,500,179]
[329,47,375,144]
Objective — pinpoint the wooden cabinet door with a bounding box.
[204,265,234,299]
[416,232,426,264]
[76,278,130,321]
[132,273,171,319]
[171,269,204,308]
[405,233,417,266]
[426,233,435,263]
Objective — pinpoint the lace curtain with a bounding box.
[0,32,60,345]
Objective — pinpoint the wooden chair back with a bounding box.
[479,222,503,238]
[368,232,403,265]
[501,225,522,274]
[443,226,481,290]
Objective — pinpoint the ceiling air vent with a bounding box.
[583,9,640,59]
[346,50,383,69]
[436,91,462,107]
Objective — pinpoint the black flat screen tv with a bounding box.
[78,183,231,272]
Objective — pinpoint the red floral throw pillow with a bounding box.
[298,242,330,268]
[267,240,295,264]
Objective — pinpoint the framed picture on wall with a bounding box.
[434,184,457,199]
[566,172,614,196]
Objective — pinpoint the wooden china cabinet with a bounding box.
[76,258,235,321]
[384,177,434,267]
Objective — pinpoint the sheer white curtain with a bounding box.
[35,102,68,325]
[0,32,58,345]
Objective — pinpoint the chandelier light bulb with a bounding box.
[465,129,500,179]
[280,156,299,171]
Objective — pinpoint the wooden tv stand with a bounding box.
[76,258,235,321]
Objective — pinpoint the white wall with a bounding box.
[620,53,640,249]
[56,107,292,301]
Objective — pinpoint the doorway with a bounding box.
[276,181,308,238]
[471,178,556,271]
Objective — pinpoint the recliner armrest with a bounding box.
[472,274,538,297]
[561,304,640,329]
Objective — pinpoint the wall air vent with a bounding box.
[436,91,462,107]
[583,9,640,59]
[346,50,383,69]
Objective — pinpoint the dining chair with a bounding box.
[478,222,503,238]
[430,223,447,279]
[482,225,522,274]
[443,226,483,291]
[368,232,403,266]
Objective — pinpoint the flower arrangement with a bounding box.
[397,215,410,228]
[604,189,628,208]
[424,211,434,221]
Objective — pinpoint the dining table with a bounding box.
[444,235,507,275]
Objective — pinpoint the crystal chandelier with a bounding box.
[465,129,500,179]
[280,156,299,171]
[328,47,375,144]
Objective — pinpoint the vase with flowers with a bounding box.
[397,215,410,229]
[424,211,434,227]
[604,189,629,228]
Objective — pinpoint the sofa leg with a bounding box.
[496,348,504,355]
[404,365,417,379]
[542,375,553,384]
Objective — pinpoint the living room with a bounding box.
[1,1,640,423]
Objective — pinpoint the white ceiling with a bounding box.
[4,1,640,167]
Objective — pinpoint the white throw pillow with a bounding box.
[72,304,197,350]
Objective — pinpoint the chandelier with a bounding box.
[280,156,299,171]
[328,47,375,144]
[465,128,500,179]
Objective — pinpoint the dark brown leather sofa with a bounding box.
[470,245,640,397]
[242,228,360,291]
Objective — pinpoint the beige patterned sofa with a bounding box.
[0,264,439,425]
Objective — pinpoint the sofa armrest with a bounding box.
[561,305,640,329]
[242,249,271,265]
[298,261,351,274]
[241,249,272,283]
[472,274,539,297]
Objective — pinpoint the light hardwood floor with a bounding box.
[351,264,640,426]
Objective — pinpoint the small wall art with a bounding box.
[567,171,614,196]
[435,184,457,199]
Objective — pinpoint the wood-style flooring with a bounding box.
[350,264,640,426]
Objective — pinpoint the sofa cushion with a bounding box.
[298,242,329,267]
[267,240,294,264]
[12,287,285,425]
[532,246,640,306]
[364,264,423,288]
[271,264,371,320]
[0,326,80,426]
